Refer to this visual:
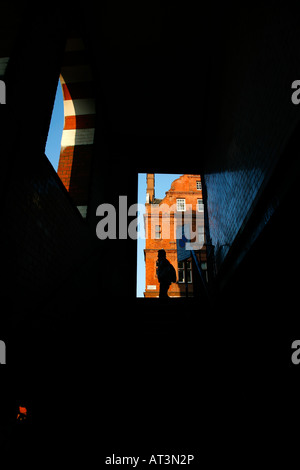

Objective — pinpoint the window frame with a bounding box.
[178,260,192,284]
[176,198,186,212]
[178,261,185,283]
[197,225,205,245]
[197,198,204,212]
[186,260,192,283]
[155,224,162,239]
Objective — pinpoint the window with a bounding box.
[198,226,205,245]
[196,181,202,190]
[186,260,192,283]
[177,198,186,212]
[155,225,162,239]
[197,199,204,212]
[201,262,208,282]
[178,261,185,283]
[178,260,192,283]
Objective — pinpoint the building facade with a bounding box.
[144,174,207,298]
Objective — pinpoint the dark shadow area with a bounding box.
[1,2,300,464]
[68,144,94,207]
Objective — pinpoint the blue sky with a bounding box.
[45,79,64,170]
[45,80,180,298]
[136,174,182,297]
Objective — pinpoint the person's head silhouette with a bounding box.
[158,249,166,260]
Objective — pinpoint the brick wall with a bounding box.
[144,175,204,297]
[203,12,300,278]
[57,37,96,217]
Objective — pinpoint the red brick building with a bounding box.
[144,174,207,298]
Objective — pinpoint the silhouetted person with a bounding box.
[156,249,176,299]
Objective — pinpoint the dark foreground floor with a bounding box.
[1,290,299,465]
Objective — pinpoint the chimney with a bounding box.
[146,173,155,203]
